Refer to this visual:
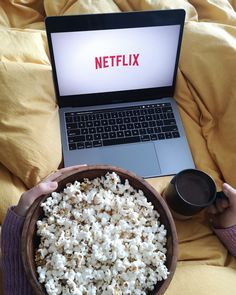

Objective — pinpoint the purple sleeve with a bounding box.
[1,207,34,295]
[213,225,236,257]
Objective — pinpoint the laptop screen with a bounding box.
[51,25,180,97]
[46,10,185,107]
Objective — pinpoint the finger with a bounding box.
[42,171,62,183]
[220,197,230,209]
[58,164,87,173]
[42,165,87,183]
[222,183,236,205]
[215,198,226,213]
[207,204,218,215]
[23,181,58,200]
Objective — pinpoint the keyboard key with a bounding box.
[127,123,134,129]
[116,118,123,124]
[81,128,88,135]
[103,136,140,146]
[141,135,150,141]
[134,123,141,129]
[97,126,104,133]
[117,131,124,137]
[89,128,96,134]
[160,113,167,119]
[94,134,101,140]
[162,106,173,113]
[150,134,158,141]
[154,127,161,134]
[163,119,176,125]
[66,116,73,123]
[68,135,85,143]
[69,143,76,150]
[85,142,93,148]
[94,121,101,127]
[112,125,119,131]
[104,126,111,132]
[158,133,165,140]
[126,110,133,116]
[153,114,160,120]
[139,129,146,135]
[124,130,132,137]
[118,112,125,118]
[66,123,77,129]
[155,108,162,113]
[133,110,140,116]
[86,121,93,127]
[145,115,152,121]
[124,117,131,123]
[111,112,118,118]
[173,131,180,138]
[131,117,138,122]
[93,140,102,147]
[148,109,154,114]
[78,122,85,128]
[104,113,111,119]
[140,109,147,115]
[147,127,154,134]
[109,132,116,139]
[148,121,156,127]
[77,142,85,149]
[167,112,175,119]
[88,114,95,120]
[132,130,139,136]
[161,125,178,132]
[67,129,80,136]
[165,132,173,139]
[101,120,108,126]
[120,125,126,131]
[138,116,145,122]
[109,119,116,125]
[96,113,103,120]
[86,134,93,141]
[156,120,164,126]
[65,112,75,117]
[141,122,148,128]
[101,133,109,139]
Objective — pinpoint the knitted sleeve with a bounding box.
[213,225,236,257]
[1,207,34,295]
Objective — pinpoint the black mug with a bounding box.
[163,169,227,218]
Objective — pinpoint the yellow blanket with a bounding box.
[0,0,236,294]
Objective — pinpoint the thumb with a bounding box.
[222,183,236,206]
[32,181,58,197]
[15,181,58,217]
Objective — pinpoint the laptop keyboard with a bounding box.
[65,103,180,150]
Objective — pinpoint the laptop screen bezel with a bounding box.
[45,9,185,108]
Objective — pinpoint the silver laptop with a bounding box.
[45,9,195,178]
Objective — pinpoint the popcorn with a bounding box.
[36,172,169,294]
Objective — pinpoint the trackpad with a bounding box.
[74,143,161,178]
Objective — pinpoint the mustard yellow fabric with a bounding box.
[0,0,236,293]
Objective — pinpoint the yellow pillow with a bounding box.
[0,28,61,189]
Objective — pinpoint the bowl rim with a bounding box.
[21,164,178,295]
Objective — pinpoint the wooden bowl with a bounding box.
[21,165,178,295]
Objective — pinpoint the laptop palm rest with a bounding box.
[64,142,161,178]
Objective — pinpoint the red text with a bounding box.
[95,53,140,69]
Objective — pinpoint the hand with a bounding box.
[14,165,87,217]
[208,183,236,229]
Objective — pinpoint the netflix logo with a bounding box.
[95,53,140,69]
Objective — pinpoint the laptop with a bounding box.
[45,9,195,178]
